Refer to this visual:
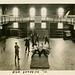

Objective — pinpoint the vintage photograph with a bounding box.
[0,4,75,71]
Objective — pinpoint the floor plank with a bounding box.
[0,38,75,70]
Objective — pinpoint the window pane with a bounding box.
[74,25,75,30]
[41,22,46,28]
[30,22,35,29]
[58,23,63,29]
[13,22,18,28]
[0,26,2,29]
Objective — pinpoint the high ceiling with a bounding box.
[1,4,75,16]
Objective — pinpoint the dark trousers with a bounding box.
[45,40,49,44]
[15,52,19,60]
[25,46,30,52]
[40,49,48,57]
[15,52,20,65]
[32,49,40,57]
[32,42,35,47]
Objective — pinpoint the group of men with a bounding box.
[31,42,49,58]
[31,34,39,48]
[24,34,39,53]
[14,34,50,61]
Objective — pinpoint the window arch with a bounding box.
[13,7,18,17]
[58,7,64,18]
[41,7,47,17]
[29,7,35,17]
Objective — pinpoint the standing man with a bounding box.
[31,34,35,48]
[14,42,20,61]
[45,35,49,44]
[3,39,6,52]
[36,34,39,45]
[24,37,30,53]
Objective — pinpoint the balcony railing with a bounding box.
[0,15,75,25]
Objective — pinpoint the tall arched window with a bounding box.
[41,7,47,20]
[58,7,64,18]
[13,7,18,17]
[29,7,35,17]
[41,7,47,17]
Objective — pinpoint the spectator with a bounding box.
[14,42,20,61]
[36,34,39,45]
[24,37,30,53]
[45,35,49,44]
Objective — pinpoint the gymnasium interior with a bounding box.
[0,4,75,70]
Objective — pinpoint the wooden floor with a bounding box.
[0,37,75,70]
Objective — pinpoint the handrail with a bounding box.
[0,15,75,25]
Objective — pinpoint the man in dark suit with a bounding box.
[45,35,49,44]
[24,37,30,53]
[14,42,20,60]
